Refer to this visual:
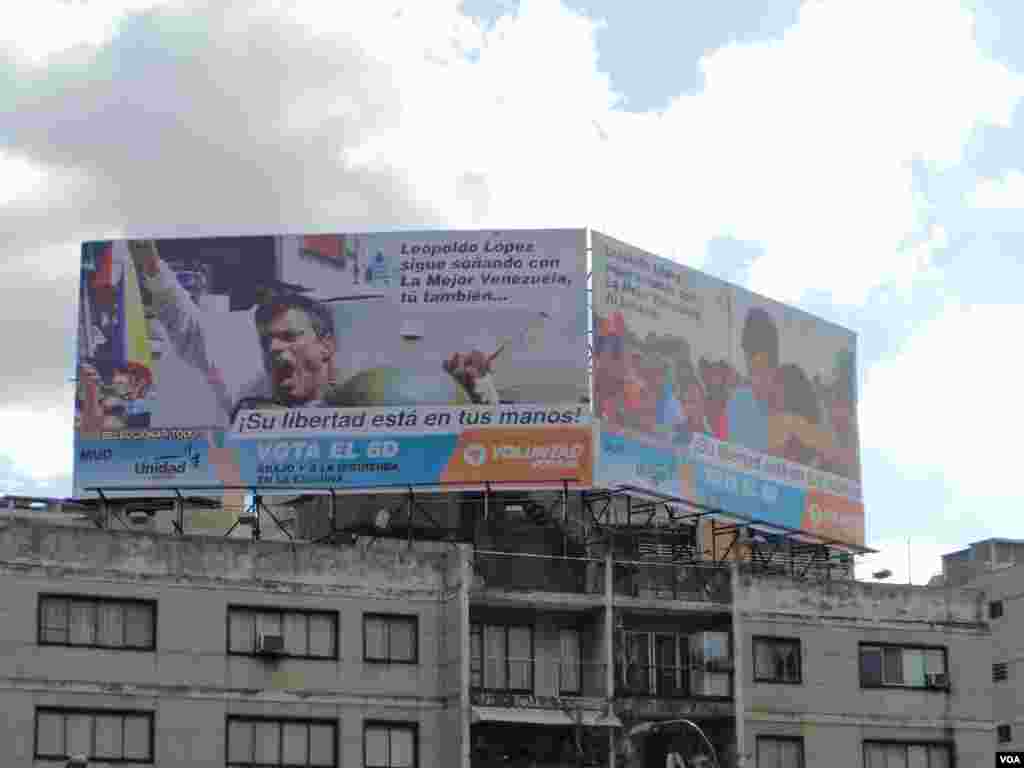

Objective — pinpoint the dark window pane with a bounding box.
[253,721,280,763]
[41,598,69,644]
[883,647,903,684]
[389,619,416,662]
[228,720,253,763]
[123,603,153,648]
[93,715,123,759]
[391,728,415,768]
[309,723,335,767]
[66,714,91,757]
[283,612,307,656]
[366,726,389,766]
[861,647,883,686]
[69,601,97,646]
[308,614,335,658]
[229,610,255,654]
[97,603,125,647]
[282,722,309,764]
[36,711,64,756]
[365,617,386,659]
[123,715,151,760]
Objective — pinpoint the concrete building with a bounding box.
[941,538,1024,756]
[0,497,1003,767]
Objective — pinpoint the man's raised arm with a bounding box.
[127,240,233,416]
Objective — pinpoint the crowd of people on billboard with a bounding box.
[593,306,859,481]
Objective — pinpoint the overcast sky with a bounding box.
[3,0,1022,584]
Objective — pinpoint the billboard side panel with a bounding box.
[590,231,863,546]
[73,229,590,494]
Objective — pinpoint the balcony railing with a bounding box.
[612,560,732,603]
[473,551,605,596]
[471,656,608,703]
[615,661,734,700]
[471,552,734,603]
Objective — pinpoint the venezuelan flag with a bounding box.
[82,241,152,381]
[117,243,154,379]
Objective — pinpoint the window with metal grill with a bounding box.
[753,637,802,684]
[994,662,1009,682]
[365,722,417,768]
[757,736,804,768]
[227,716,336,767]
[39,594,155,650]
[859,644,948,690]
[35,708,153,763]
[364,614,418,664]
[863,741,952,768]
[227,606,338,660]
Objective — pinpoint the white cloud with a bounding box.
[2,0,1023,488]
[855,536,954,585]
[0,0,168,64]
[861,302,1024,503]
[333,0,1024,305]
[971,170,1024,208]
[0,386,75,481]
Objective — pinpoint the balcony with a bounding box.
[472,551,605,604]
[614,660,735,720]
[612,560,732,605]
[471,657,609,712]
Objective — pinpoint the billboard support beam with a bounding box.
[94,489,109,530]
[172,489,185,536]
[259,495,294,542]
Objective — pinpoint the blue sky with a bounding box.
[2,0,1022,583]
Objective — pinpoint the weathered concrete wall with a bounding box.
[734,571,987,627]
[0,519,469,767]
[963,563,1024,753]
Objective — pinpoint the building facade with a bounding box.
[942,538,1024,756]
[0,498,1005,767]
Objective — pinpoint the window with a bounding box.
[994,662,1009,682]
[990,600,1004,619]
[618,631,690,698]
[35,708,153,762]
[365,723,416,768]
[757,736,804,768]
[753,637,802,684]
[863,741,952,768]
[470,623,533,692]
[998,724,1012,744]
[228,607,338,659]
[364,614,418,664]
[558,628,581,695]
[227,717,336,767]
[860,644,948,689]
[39,594,155,650]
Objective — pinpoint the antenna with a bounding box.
[907,537,912,586]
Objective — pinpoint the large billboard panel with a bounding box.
[74,230,591,494]
[591,232,863,546]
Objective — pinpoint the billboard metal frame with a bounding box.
[77,477,873,567]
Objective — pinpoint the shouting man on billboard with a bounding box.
[122,240,497,422]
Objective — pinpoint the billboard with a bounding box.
[591,232,863,546]
[74,230,591,494]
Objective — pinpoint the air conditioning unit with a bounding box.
[926,673,949,689]
[256,632,285,656]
